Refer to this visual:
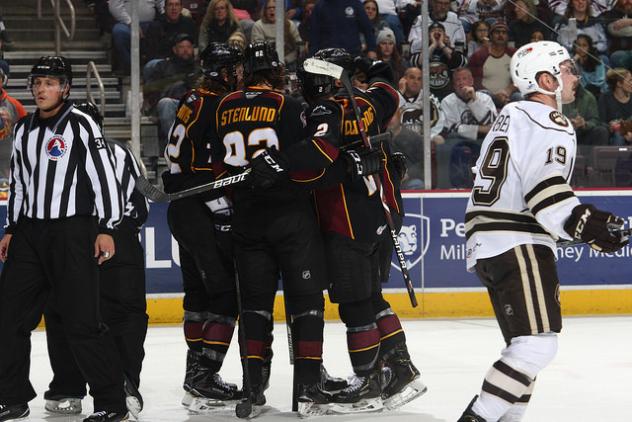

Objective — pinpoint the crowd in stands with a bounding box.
[0,0,632,188]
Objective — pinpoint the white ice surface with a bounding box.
[23,316,632,421]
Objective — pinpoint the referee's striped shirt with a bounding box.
[108,139,149,229]
[6,101,123,234]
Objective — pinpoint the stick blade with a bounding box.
[303,58,344,79]
[134,176,170,202]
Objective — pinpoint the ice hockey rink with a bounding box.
[24,316,632,422]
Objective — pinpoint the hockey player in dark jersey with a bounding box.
[298,48,427,412]
[162,43,242,411]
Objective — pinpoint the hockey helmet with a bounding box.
[297,62,335,100]
[201,42,243,89]
[510,41,575,104]
[314,48,355,73]
[28,55,73,89]
[75,101,104,131]
[243,41,281,77]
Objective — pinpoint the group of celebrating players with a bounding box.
[163,41,426,418]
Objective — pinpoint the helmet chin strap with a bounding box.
[534,74,564,112]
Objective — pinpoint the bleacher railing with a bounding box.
[37,0,75,55]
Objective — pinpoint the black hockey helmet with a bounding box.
[28,56,73,88]
[75,101,103,130]
[297,63,335,101]
[200,42,242,89]
[313,48,355,73]
[243,41,281,77]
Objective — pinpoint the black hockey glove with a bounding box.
[563,204,629,253]
[390,152,407,179]
[353,56,395,84]
[248,148,289,189]
[343,147,383,180]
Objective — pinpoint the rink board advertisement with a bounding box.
[2,190,632,319]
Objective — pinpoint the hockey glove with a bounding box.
[390,152,407,179]
[249,148,289,189]
[343,147,383,180]
[563,204,629,253]
[353,57,395,84]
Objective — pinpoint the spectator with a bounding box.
[573,33,607,97]
[411,22,467,100]
[602,0,632,70]
[530,28,546,41]
[230,0,260,39]
[468,20,516,107]
[181,0,211,25]
[298,0,317,46]
[548,0,615,17]
[408,0,466,56]
[0,61,27,184]
[467,20,490,58]
[374,0,406,45]
[284,0,305,22]
[599,68,632,145]
[439,66,497,188]
[376,28,409,82]
[392,67,445,188]
[143,33,198,151]
[308,0,377,57]
[457,0,506,32]
[0,15,13,51]
[144,0,198,62]
[364,0,390,37]
[563,84,610,156]
[508,0,552,48]
[198,0,244,52]
[109,0,164,74]
[251,0,302,69]
[556,0,608,59]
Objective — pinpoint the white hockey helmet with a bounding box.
[510,41,572,100]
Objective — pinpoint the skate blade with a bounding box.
[384,379,428,410]
[45,399,82,415]
[329,397,383,414]
[182,391,194,408]
[298,402,329,418]
[188,397,239,414]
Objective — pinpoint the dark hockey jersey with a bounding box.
[163,88,225,202]
[310,80,404,243]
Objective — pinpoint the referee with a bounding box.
[0,57,128,422]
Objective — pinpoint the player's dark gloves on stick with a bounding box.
[343,147,383,180]
[564,204,629,252]
[248,149,289,189]
[353,56,395,83]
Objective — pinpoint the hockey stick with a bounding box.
[283,294,298,412]
[557,227,632,247]
[340,131,393,152]
[135,169,251,202]
[304,59,419,308]
[234,270,254,419]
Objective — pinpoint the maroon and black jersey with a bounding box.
[214,87,311,206]
[312,81,403,243]
[163,88,225,200]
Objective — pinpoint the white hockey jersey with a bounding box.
[465,100,581,271]
[440,90,497,140]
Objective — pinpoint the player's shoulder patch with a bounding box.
[549,111,569,127]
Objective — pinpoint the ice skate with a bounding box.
[458,396,486,422]
[187,373,241,413]
[123,376,143,418]
[320,365,348,393]
[44,396,82,414]
[82,410,129,422]
[0,403,29,421]
[297,382,331,418]
[381,346,427,410]
[329,371,383,414]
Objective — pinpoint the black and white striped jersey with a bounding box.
[6,102,123,234]
[108,140,149,229]
[465,100,581,271]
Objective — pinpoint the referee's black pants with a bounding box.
[0,216,126,413]
[43,221,148,399]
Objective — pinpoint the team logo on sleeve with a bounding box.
[46,135,68,160]
[549,111,569,127]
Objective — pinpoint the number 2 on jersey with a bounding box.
[223,128,279,166]
[472,137,510,206]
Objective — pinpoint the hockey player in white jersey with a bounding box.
[458,41,629,422]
